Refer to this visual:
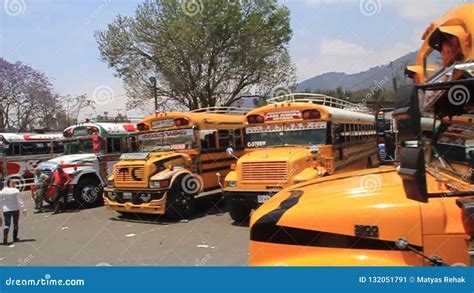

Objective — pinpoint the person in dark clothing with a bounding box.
[51,166,70,214]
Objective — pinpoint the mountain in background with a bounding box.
[296,51,418,92]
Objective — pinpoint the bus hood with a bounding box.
[239,146,311,163]
[118,151,177,162]
[42,154,98,172]
[250,167,425,249]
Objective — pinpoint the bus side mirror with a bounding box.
[226,147,239,160]
[92,136,100,153]
[398,146,428,203]
[392,85,422,142]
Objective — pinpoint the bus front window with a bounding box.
[138,128,195,152]
[246,122,328,148]
[64,138,94,155]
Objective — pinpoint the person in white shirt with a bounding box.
[0,180,26,245]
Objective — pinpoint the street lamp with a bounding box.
[149,76,158,112]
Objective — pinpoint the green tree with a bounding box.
[96,0,295,111]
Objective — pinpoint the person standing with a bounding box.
[0,180,27,245]
[52,166,70,214]
[33,168,49,213]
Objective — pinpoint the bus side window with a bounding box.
[218,130,231,148]
[344,124,349,143]
[107,138,122,153]
[200,130,217,150]
[21,142,33,155]
[8,143,20,156]
[234,129,243,148]
[54,141,64,153]
[334,123,344,145]
[130,137,139,152]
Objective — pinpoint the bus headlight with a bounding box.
[108,192,117,201]
[149,179,170,189]
[226,181,237,187]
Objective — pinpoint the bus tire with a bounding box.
[166,183,196,220]
[74,178,103,208]
[228,202,251,224]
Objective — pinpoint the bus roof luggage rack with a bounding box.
[267,93,372,113]
[191,106,252,115]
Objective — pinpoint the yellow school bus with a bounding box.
[224,93,380,222]
[103,107,247,219]
[249,3,473,266]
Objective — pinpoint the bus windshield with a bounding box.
[64,138,93,155]
[138,128,195,152]
[430,116,474,183]
[245,122,328,148]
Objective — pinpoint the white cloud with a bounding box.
[299,0,466,22]
[295,38,413,81]
[389,0,460,21]
[320,39,366,56]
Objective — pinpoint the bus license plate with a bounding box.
[257,195,271,203]
[123,192,133,200]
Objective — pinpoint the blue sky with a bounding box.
[1,0,470,117]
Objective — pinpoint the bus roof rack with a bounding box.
[190,106,252,115]
[267,93,372,113]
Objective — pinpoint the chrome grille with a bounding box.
[241,162,288,182]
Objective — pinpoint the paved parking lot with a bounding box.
[0,192,249,266]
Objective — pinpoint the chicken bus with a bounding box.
[103,108,247,219]
[0,133,64,190]
[248,3,473,266]
[224,93,380,223]
[36,122,137,207]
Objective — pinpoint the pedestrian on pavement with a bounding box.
[51,166,70,214]
[33,168,49,213]
[0,179,27,245]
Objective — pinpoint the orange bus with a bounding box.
[248,3,473,266]
[104,108,247,219]
[224,93,379,222]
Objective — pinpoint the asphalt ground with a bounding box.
[0,192,249,266]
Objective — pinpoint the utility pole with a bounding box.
[149,76,158,112]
